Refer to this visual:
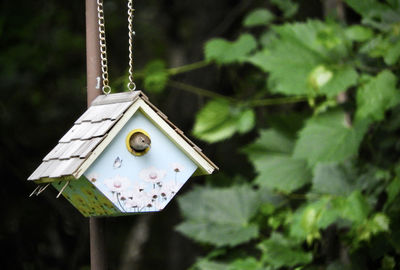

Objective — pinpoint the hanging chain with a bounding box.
[127,0,136,91]
[97,0,111,95]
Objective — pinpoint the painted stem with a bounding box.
[116,193,126,212]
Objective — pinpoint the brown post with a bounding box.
[86,0,107,270]
[89,218,107,270]
[86,0,102,107]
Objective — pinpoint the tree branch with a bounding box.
[168,61,210,75]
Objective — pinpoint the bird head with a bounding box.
[129,132,151,152]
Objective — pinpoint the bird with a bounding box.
[129,132,151,152]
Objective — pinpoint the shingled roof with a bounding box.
[28,91,218,183]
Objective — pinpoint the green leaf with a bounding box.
[381,255,396,270]
[243,9,275,27]
[237,109,256,134]
[205,34,257,64]
[334,191,370,224]
[176,186,261,247]
[252,21,352,96]
[385,177,400,209]
[177,222,259,248]
[360,35,391,58]
[357,213,390,242]
[290,192,370,243]
[312,162,356,196]
[258,233,312,268]
[385,40,400,65]
[256,25,323,95]
[290,197,335,241]
[195,260,230,270]
[143,60,169,93]
[254,155,311,193]
[194,257,263,270]
[319,66,358,97]
[270,0,299,18]
[293,110,369,166]
[229,257,263,270]
[356,70,400,122]
[344,0,388,21]
[345,25,373,42]
[193,99,235,142]
[243,129,311,193]
[308,65,333,90]
[193,99,256,143]
[241,129,294,161]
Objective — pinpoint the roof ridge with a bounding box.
[91,91,142,106]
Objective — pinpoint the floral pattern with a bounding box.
[95,162,189,213]
[171,162,185,172]
[104,175,131,193]
[139,166,166,184]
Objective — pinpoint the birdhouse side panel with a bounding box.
[84,111,198,214]
[52,177,121,217]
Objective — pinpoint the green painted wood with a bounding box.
[52,176,121,217]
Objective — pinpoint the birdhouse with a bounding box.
[28,91,218,217]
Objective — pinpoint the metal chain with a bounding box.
[97,0,111,95]
[127,0,136,91]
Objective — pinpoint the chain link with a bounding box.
[127,0,136,91]
[97,0,111,95]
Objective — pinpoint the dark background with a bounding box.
[0,0,322,269]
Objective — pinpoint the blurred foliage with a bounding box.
[3,0,400,269]
[157,0,400,269]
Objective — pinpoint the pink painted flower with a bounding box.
[104,175,131,194]
[139,166,166,184]
[171,162,185,173]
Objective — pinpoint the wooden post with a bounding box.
[86,0,102,107]
[86,0,106,270]
[89,218,107,270]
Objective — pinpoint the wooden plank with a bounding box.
[59,123,83,143]
[61,158,84,176]
[90,91,140,106]
[107,102,132,121]
[75,137,104,158]
[75,105,103,124]
[59,140,86,159]
[41,160,62,179]
[72,122,92,140]
[79,122,102,140]
[92,119,116,137]
[28,161,53,181]
[43,143,67,161]
[49,159,74,178]
[48,158,83,178]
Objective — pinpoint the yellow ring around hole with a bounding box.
[125,129,151,156]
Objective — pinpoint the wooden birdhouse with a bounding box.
[28,91,218,217]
